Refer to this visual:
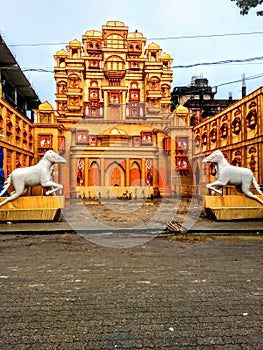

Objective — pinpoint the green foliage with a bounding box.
[231,0,263,15]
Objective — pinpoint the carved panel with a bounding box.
[141,131,153,144]
[38,135,52,149]
[132,136,141,147]
[76,131,88,144]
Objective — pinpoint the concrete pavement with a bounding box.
[0,233,262,349]
[0,199,262,349]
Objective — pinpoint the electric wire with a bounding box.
[7,31,263,47]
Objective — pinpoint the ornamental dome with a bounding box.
[55,49,67,56]
[110,128,127,135]
[84,30,102,37]
[128,31,144,39]
[148,42,160,50]
[38,101,54,111]
[161,52,171,59]
[68,39,81,47]
[174,105,189,114]
[106,20,125,27]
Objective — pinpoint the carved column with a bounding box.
[101,158,105,186]
[70,156,78,198]
[141,158,146,186]
[153,157,159,196]
[126,158,130,186]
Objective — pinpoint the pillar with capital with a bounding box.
[122,91,126,120]
[104,91,108,120]
[101,158,105,186]
[153,157,159,197]
[141,158,146,186]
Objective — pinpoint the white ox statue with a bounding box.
[0,150,66,207]
[203,149,263,205]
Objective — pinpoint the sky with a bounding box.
[1,0,263,107]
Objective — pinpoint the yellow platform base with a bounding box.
[204,195,263,221]
[0,196,65,221]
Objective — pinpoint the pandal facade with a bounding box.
[2,20,263,200]
[34,20,194,199]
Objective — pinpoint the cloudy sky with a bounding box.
[1,0,263,106]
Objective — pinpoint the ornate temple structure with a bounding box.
[33,20,193,199]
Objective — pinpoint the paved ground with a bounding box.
[0,233,262,350]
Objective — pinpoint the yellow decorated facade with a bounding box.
[193,87,263,196]
[0,99,34,173]
[33,20,194,199]
[1,21,263,201]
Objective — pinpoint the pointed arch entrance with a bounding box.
[130,161,141,186]
[105,162,125,187]
[89,161,101,186]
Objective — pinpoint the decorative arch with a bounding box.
[89,80,99,87]
[105,55,125,71]
[209,128,217,143]
[232,117,241,135]
[87,40,101,50]
[149,76,160,90]
[105,33,125,49]
[201,127,207,145]
[220,123,228,139]
[161,84,170,97]
[246,109,257,129]
[209,121,217,143]
[231,150,242,167]
[130,81,139,88]
[128,42,141,51]
[89,161,101,186]
[57,80,67,94]
[105,161,125,187]
[130,161,141,186]
[68,73,81,88]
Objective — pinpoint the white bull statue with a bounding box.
[0,150,66,207]
[203,149,263,205]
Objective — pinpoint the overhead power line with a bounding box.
[23,68,54,73]
[9,42,68,47]
[8,31,263,47]
[149,31,263,41]
[171,56,263,68]
[214,73,263,89]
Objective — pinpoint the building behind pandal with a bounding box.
[1,21,263,200]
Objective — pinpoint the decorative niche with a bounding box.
[232,117,241,135]
[246,108,257,129]
[38,135,52,148]
[141,131,153,145]
[220,123,228,139]
[132,136,141,147]
[209,129,217,143]
[76,131,88,144]
[88,135,97,146]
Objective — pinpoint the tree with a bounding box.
[231,0,263,15]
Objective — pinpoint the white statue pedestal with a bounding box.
[0,196,65,221]
[204,195,263,221]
